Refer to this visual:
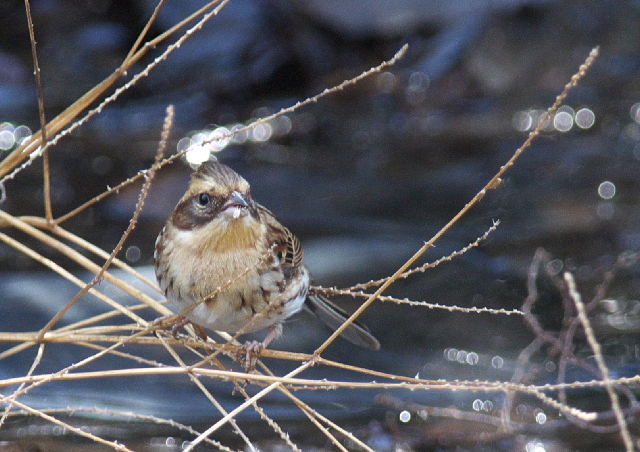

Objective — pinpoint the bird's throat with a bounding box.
[187,217,263,254]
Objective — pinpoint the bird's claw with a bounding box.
[152,314,208,341]
[237,340,264,373]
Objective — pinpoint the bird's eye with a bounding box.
[197,193,210,206]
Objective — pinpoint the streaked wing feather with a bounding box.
[282,227,303,268]
[258,204,303,269]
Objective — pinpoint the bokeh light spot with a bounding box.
[546,259,563,275]
[376,71,396,93]
[512,110,533,131]
[185,133,213,165]
[598,181,616,199]
[0,130,15,150]
[553,111,573,132]
[596,202,614,219]
[230,124,249,143]
[209,127,231,152]
[575,108,595,129]
[491,356,504,369]
[125,246,141,263]
[252,123,273,142]
[526,441,547,452]
[273,115,292,136]
[14,125,32,142]
[177,137,191,153]
[445,348,458,361]
[0,123,32,150]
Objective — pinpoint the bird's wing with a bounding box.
[258,204,304,270]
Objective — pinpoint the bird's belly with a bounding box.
[167,263,309,335]
[186,290,307,334]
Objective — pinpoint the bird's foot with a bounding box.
[152,314,208,341]
[236,324,282,372]
[236,340,264,373]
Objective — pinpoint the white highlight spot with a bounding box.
[512,110,533,131]
[185,143,212,166]
[0,130,15,150]
[598,181,616,199]
[575,108,595,129]
[526,442,547,452]
[15,125,32,143]
[252,123,273,142]
[209,127,231,151]
[553,111,574,132]
[230,124,249,143]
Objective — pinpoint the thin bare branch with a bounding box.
[0,342,44,428]
[0,1,227,184]
[24,0,53,221]
[0,395,135,451]
[565,272,635,452]
[182,361,314,452]
[319,287,524,315]
[35,106,173,339]
[156,333,258,451]
[344,220,500,291]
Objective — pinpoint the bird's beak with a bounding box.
[223,191,249,209]
[222,191,250,219]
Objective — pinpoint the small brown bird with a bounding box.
[154,159,379,362]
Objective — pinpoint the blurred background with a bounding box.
[1,0,640,450]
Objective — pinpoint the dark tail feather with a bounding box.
[305,293,380,351]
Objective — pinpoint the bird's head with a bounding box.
[169,161,262,249]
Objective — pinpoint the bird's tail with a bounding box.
[305,292,380,350]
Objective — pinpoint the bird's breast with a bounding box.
[157,220,308,334]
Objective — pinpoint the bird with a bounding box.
[154,158,379,367]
